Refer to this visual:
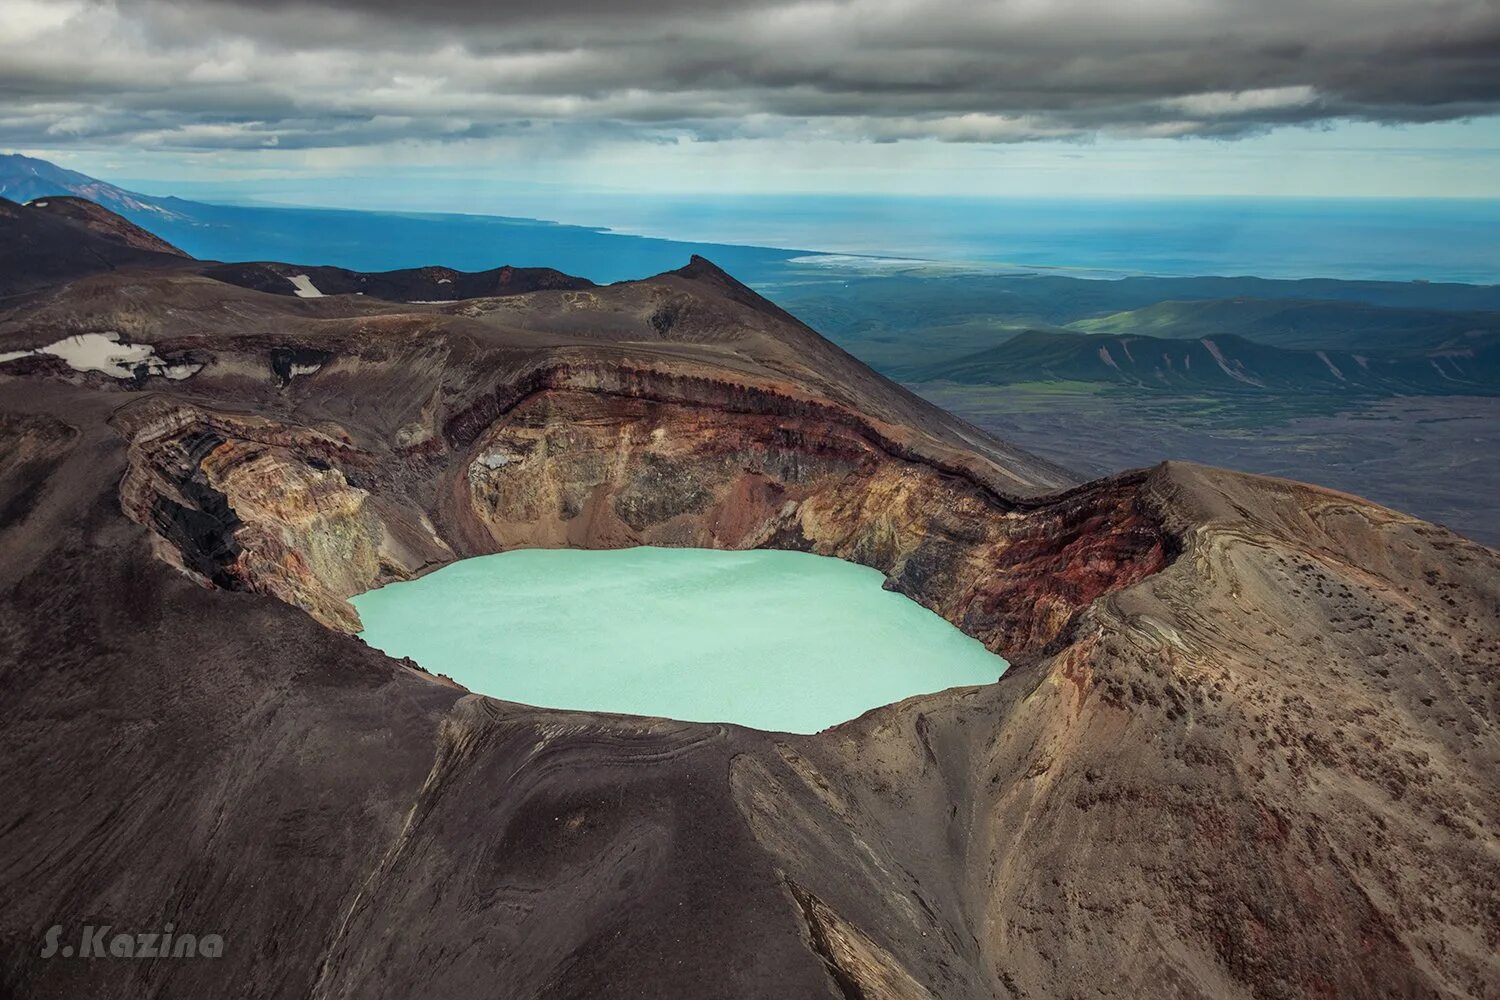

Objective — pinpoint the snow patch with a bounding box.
[1200,338,1263,387]
[0,332,201,380]
[287,274,324,298]
[1316,350,1346,381]
[468,448,522,485]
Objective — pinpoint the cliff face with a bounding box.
[108,359,1166,657]
[459,379,1169,656]
[0,224,1496,1000]
[114,399,452,631]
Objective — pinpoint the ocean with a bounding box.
[125,185,1499,287]
[505,193,1500,284]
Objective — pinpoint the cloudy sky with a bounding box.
[5,0,1499,200]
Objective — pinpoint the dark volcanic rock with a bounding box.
[201,260,595,303]
[268,346,334,386]
[0,201,1496,1000]
[0,197,187,296]
[25,195,189,258]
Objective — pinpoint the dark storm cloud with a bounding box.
[2,0,1498,151]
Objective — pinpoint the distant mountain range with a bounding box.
[909,328,1499,395]
[0,153,186,219]
[766,266,1500,398]
[1069,296,1498,352]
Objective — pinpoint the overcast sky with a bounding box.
[5,0,1499,198]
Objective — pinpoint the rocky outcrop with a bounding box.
[114,399,451,631]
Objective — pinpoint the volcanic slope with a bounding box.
[0,200,1496,1000]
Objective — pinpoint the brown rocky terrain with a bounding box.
[0,196,187,296]
[23,196,188,258]
[0,200,1496,999]
[199,260,595,303]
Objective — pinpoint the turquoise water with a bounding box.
[351,547,1007,733]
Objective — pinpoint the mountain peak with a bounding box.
[0,195,191,295]
[0,152,181,219]
[27,196,188,257]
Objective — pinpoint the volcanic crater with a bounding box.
[1,197,1496,1000]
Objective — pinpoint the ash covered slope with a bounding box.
[23,196,189,258]
[0,196,188,295]
[0,203,1496,1000]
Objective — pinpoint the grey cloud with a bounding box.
[0,0,1496,151]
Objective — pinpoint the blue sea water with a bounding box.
[138,199,802,286]
[124,186,1498,286]
[522,194,1500,284]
